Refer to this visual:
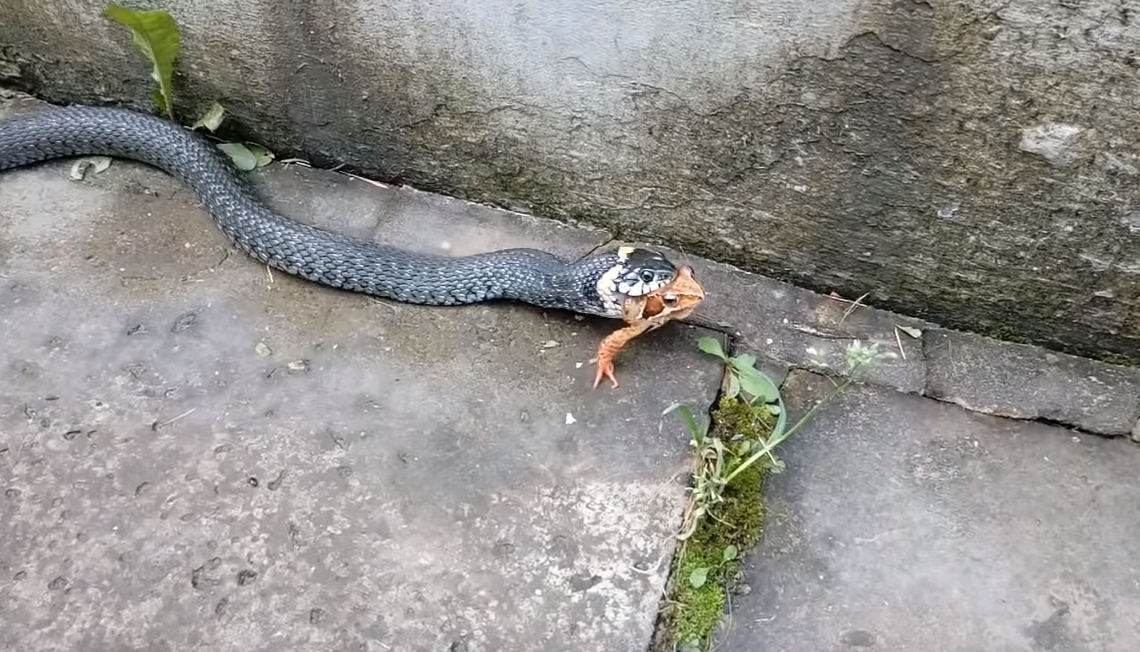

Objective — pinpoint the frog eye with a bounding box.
[663,293,678,305]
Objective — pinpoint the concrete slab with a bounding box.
[925,329,1140,437]
[0,98,722,651]
[714,371,1140,652]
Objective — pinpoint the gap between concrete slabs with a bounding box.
[0,95,723,652]
[712,370,1140,652]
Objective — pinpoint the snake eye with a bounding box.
[640,270,656,284]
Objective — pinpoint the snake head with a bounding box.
[594,246,679,317]
[614,248,677,297]
[620,264,706,326]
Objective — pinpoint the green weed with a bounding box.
[658,336,894,651]
[104,3,274,170]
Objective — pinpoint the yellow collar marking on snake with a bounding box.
[595,246,677,317]
[597,263,625,316]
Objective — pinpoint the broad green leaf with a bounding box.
[104,4,181,120]
[729,353,757,370]
[737,368,780,404]
[193,101,227,132]
[723,545,738,562]
[697,336,727,360]
[726,372,741,400]
[688,566,709,588]
[245,143,276,167]
[217,142,258,170]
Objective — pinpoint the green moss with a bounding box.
[671,551,727,645]
[1092,351,1140,368]
[698,397,770,550]
[973,323,1140,368]
[657,395,775,651]
[981,323,1034,346]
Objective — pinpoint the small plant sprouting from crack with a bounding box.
[665,337,783,542]
[668,336,894,540]
[104,3,274,171]
[658,336,895,652]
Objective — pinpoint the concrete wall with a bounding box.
[2,0,1139,363]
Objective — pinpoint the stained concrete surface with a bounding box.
[715,371,1140,652]
[0,98,723,651]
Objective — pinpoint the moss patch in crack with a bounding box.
[657,395,774,651]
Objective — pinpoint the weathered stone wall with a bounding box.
[2,0,1138,362]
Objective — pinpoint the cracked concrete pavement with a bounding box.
[0,94,721,652]
[714,372,1140,652]
[3,92,1140,651]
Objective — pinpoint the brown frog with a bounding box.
[592,264,707,389]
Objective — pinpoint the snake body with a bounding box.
[0,105,678,317]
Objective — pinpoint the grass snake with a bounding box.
[0,105,681,318]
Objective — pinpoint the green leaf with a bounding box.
[726,372,741,400]
[217,142,258,170]
[664,402,706,443]
[697,336,727,360]
[245,143,276,167]
[770,396,788,441]
[104,4,181,120]
[729,353,757,370]
[688,566,709,588]
[723,545,738,562]
[193,101,227,132]
[216,142,274,170]
[736,368,781,404]
[678,639,704,652]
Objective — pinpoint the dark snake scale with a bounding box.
[0,105,679,317]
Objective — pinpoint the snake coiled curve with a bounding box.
[0,105,678,317]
